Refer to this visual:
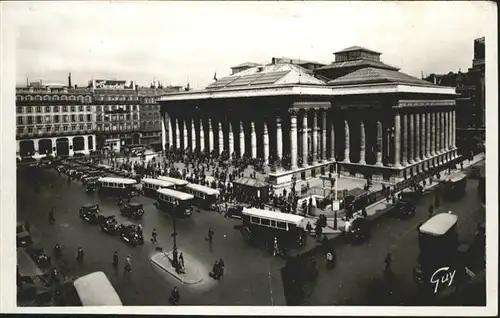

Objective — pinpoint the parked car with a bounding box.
[120,202,145,220]
[345,217,370,243]
[25,247,51,269]
[389,199,416,219]
[100,216,121,235]
[119,222,144,246]
[79,203,102,224]
[16,222,32,248]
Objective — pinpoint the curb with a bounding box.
[150,252,204,285]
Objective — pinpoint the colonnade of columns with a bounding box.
[162,106,457,171]
[393,108,456,168]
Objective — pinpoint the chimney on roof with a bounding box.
[272,58,276,65]
[68,72,72,88]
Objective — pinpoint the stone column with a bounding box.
[430,112,436,155]
[199,119,205,152]
[401,114,408,166]
[415,112,421,161]
[302,112,308,166]
[175,119,180,150]
[321,110,327,161]
[228,123,234,158]
[183,120,188,150]
[452,110,457,149]
[440,111,445,153]
[218,122,224,155]
[289,111,298,169]
[359,121,366,165]
[449,110,453,150]
[343,120,350,163]
[191,119,196,151]
[329,121,335,161]
[394,113,402,168]
[408,113,414,164]
[239,122,245,157]
[444,111,448,151]
[161,115,167,151]
[435,111,441,153]
[312,110,318,164]
[376,121,383,166]
[276,117,283,159]
[263,123,269,165]
[208,119,214,152]
[167,115,173,149]
[421,113,426,159]
[83,135,89,153]
[426,112,431,158]
[251,122,257,158]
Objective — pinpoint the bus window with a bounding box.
[251,216,260,224]
[261,219,270,226]
[270,220,276,227]
[277,222,286,230]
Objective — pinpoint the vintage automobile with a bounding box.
[100,216,121,235]
[16,222,32,248]
[120,202,145,220]
[86,180,98,193]
[224,204,246,219]
[345,216,370,243]
[119,222,144,246]
[25,247,52,269]
[389,199,416,219]
[81,173,102,185]
[79,203,102,224]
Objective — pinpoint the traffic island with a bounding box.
[150,251,204,285]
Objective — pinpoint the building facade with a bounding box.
[16,78,183,158]
[159,46,458,186]
[16,84,96,158]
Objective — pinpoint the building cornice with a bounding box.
[395,99,456,108]
[158,83,457,102]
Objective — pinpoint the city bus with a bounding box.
[73,271,122,306]
[154,188,194,217]
[141,178,174,197]
[123,144,146,157]
[442,172,468,201]
[157,176,189,190]
[98,177,137,196]
[416,213,464,295]
[241,207,307,249]
[184,183,220,209]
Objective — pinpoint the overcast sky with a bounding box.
[5,1,495,89]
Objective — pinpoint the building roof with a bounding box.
[242,207,305,226]
[334,46,381,55]
[137,86,183,96]
[206,63,325,90]
[317,59,400,72]
[272,57,326,66]
[327,67,440,87]
[231,62,263,69]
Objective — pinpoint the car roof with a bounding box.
[420,213,458,236]
[129,202,142,206]
[83,203,98,208]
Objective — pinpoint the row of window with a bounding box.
[249,216,290,231]
[16,95,92,102]
[97,114,138,121]
[96,124,139,132]
[17,105,93,114]
[17,124,93,135]
[94,95,139,102]
[18,114,93,125]
[97,105,140,112]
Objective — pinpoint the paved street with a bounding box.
[17,160,485,306]
[302,161,486,306]
[17,168,286,306]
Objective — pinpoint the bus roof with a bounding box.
[157,176,189,186]
[98,177,137,185]
[186,183,220,196]
[157,188,194,201]
[419,213,458,236]
[142,178,174,188]
[447,171,468,183]
[242,207,305,226]
[73,271,122,306]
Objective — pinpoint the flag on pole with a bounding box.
[213,72,217,81]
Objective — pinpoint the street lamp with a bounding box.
[171,209,179,272]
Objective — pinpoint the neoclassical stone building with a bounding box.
[158,46,457,186]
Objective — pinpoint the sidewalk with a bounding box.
[303,152,485,237]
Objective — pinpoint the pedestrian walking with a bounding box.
[124,255,132,274]
[178,252,184,269]
[207,228,215,243]
[113,250,119,268]
[362,207,368,218]
[384,253,392,275]
[306,221,313,234]
[169,287,180,305]
[48,209,56,225]
[76,247,84,263]
[272,237,280,257]
[151,228,158,244]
